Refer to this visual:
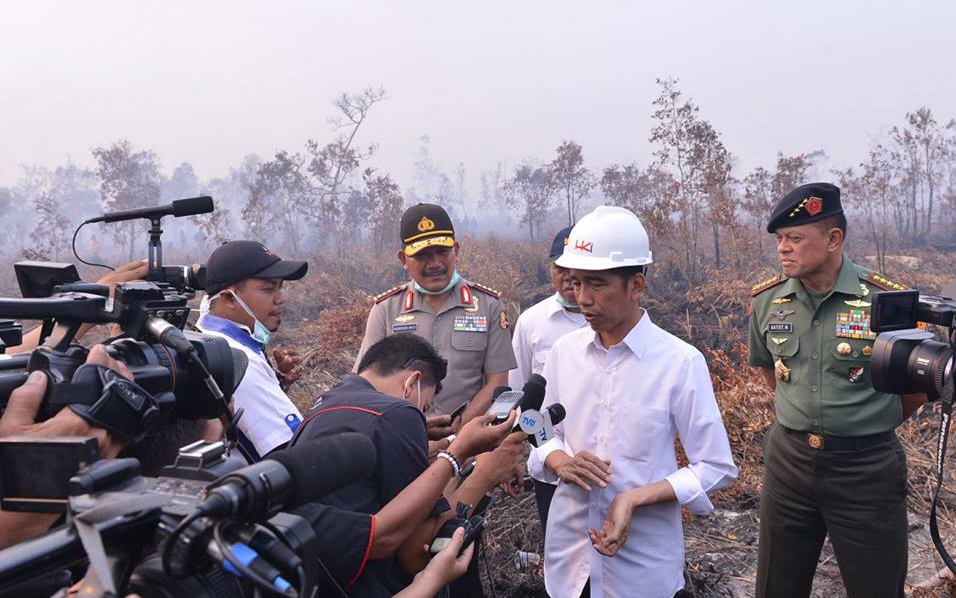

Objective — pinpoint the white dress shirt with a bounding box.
[510,293,588,481]
[529,310,737,598]
[509,293,588,388]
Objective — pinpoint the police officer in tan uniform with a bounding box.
[355,203,517,423]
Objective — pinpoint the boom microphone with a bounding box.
[87,196,214,224]
[198,432,376,519]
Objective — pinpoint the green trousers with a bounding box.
[756,423,908,598]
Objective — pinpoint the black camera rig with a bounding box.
[0,197,247,441]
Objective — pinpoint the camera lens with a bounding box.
[871,329,952,399]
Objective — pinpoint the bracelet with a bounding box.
[436,450,461,477]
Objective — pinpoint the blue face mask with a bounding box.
[556,294,580,310]
[223,289,272,346]
[414,270,462,296]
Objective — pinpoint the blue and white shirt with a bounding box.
[196,314,302,460]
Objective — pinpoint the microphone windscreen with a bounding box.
[528,373,547,388]
[516,377,546,413]
[492,385,511,399]
[172,196,214,217]
[547,404,566,425]
[269,433,377,508]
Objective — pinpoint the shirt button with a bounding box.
[852,351,859,358]
[811,385,819,392]
[812,320,820,327]
[811,352,819,360]
[813,420,819,426]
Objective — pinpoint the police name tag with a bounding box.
[392,324,418,333]
[768,322,793,333]
[454,315,488,332]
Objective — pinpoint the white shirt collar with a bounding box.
[545,292,573,318]
[588,307,651,359]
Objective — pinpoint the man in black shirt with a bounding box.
[291,334,523,597]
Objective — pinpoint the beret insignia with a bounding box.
[806,196,823,216]
[751,274,784,297]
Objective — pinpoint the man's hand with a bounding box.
[447,411,517,462]
[0,345,128,458]
[427,438,451,461]
[549,450,611,492]
[589,491,635,557]
[395,528,474,598]
[96,259,149,294]
[426,415,456,440]
[473,432,526,489]
[271,347,302,388]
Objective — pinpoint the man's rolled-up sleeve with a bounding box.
[664,352,738,515]
[528,349,566,484]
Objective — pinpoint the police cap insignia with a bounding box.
[418,216,435,232]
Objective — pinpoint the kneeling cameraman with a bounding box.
[290,334,524,597]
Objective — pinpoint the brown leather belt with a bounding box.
[780,425,894,452]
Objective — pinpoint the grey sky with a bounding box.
[2,1,954,190]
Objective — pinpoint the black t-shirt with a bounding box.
[291,375,449,597]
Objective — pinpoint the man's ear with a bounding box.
[827,228,845,252]
[630,273,646,300]
[403,370,422,397]
[398,250,409,271]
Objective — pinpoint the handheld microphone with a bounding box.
[517,403,566,447]
[86,196,214,224]
[198,432,376,520]
[511,374,546,432]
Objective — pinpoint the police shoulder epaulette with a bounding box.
[751,274,784,297]
[468,281,502,299]
[863,271,907,291]
[373,284,406,304]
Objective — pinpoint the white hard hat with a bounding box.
[556,206,653,270]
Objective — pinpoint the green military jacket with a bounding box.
[747,255,907,437]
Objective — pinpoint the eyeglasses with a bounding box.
[402,355,448,395]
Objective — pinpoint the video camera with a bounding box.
[0,432,376,598]
[870,290,955,400]
[870,289,956,574]
[0,197,246,440]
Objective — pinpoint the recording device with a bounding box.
[0,433,377,598]
[449,400,469,421]
[0,436,99,512]
[516,404,567,447]
[870,290,955,400]
[869,289,956,574]
[0,198,237,440]
[486,374,547,423]
[429,502,487,556]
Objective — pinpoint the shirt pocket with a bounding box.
[532,348,550,374]
[619,404,671,461]
[451,330,488,352]
[828,339,871,392]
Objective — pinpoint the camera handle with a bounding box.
[929,330,956,574]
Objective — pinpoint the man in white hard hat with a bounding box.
[528,206,738,598]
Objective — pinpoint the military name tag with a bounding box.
[392,324,418,333]
[453,315,488,332]
[768,322,793,333]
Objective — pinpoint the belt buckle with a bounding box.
[807,434,824,450]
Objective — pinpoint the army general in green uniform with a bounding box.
[355,203,517,423]
[748,183,925,598]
